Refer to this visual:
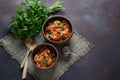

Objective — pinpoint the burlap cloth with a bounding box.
[0,32,93,80]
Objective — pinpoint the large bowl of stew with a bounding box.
[42,15,73,44]
[31,43,58,69]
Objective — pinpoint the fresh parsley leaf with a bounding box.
[60,26,64,30]
[41,58,47,65]
[39,49,43,54]
[61,34,65,40]
[48,31,52,35]
[50,53,55,59]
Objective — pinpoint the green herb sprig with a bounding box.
[9,0,64,40]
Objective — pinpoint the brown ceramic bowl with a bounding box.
[42,15,73,45]
[31,43,58,69]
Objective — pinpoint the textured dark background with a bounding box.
[0,0,120,80]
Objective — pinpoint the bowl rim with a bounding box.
[31,43,59,70]
[42,15,73,44]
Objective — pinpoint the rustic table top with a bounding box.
[0,0,120,80]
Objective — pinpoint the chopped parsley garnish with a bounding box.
[61,34,65,40]
[50,53,55,59]
[39,49,43,54]
[60,26,64,30]
[41,58,47,65]
[54,21,61,26]
[48,31,52,35]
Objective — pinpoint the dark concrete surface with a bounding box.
[0,0,120,80]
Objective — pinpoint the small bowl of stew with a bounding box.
[42,15,73,44]
[31,43,58,69]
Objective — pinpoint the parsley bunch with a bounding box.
[9,0,64,40]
